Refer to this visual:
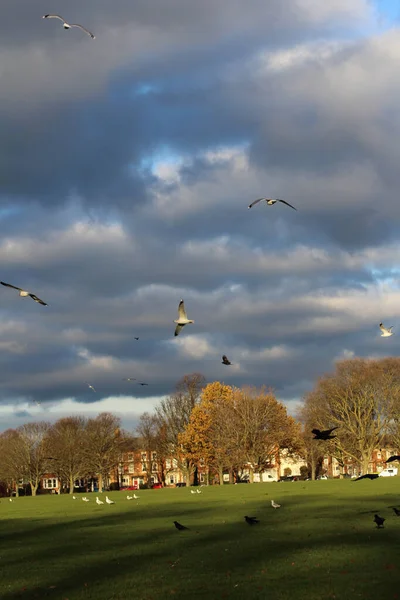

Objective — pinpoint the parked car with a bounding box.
[175,482,186,488]
[151,482,163,489]
[120,485,139,491]
[278,476,299,482]
[317,475,328,480]
[379,468,398,477]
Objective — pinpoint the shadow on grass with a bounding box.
[0,489,399,600]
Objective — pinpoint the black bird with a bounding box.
[386,455,400,463]
[354,474,379,481]
[134,337,139,340]
[222,355,231,366]
[374,514,385,528]
[173,521,188,531]
[311,427,338,441]
[244,516,259,525]
[392,507,400,516]
[138,382,149,386]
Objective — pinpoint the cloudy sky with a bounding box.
[0,0,399,432]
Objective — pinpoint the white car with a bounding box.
[317,475,328,480]
[379,468,398,477]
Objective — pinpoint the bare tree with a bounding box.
[303,358,400,473]
[155,373,205,485]
[0,429,27,496]
[84,413,123,491]
[46,416,88,494]
[12,422,51,496]
[136,412,158,485]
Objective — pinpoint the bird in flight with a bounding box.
[379,323,394,337]
[271,500,281,509]
[1,282,47,306]
[137,382,149,386]
[86,383,96,393]
[392,507,400,516]
[248,197,297,210]
[123,378,136,382]
[222,355,232,366]
[42,15,95,39]
[312,427,338,441]
[244,515,259,525]
[374,514,385,529]
[353,474,379,481]
[174,299,194,336]
[386,455,400,463]
[134,337,139,341]
[173,521,189,531]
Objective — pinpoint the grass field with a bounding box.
[0,479,399,600]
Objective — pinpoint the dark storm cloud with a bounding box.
[2,0,400,426]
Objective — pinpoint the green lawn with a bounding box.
[0,479,399,600]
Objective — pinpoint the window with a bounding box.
[141,453,147,461]
[128,464,134,474]
[128,453,133,462]
[142,463,147,471]
[377,452,381,459]
[44,478,57,489]
[152,452,157,461]
[170,476,174,484]
[200,473,205,482]
[166,459,171,469]
[152,463,157,472]
[123,477,129,485]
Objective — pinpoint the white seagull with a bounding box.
[72,495,77,500]
[96,496,104,505]
[190,490,196,494]
[1,281,48,305]
[82,497,89,502]
[123,378,136,382]
[127,495,133,500]
[248,198,297,211]
[42,15,95,39]
[9,498,12,502]
[271,500,281,509]
[379,323,394,337]
[196,489,202,494]
[86,383,96,393]
[105,495,115,505]
[174,299,194,337]
[133,493,140,499]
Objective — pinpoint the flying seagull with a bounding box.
[386,455,400,463]
[222,355,232,366]
[42,15,95,39]
[86,383,96,393]
[174,299,194,336]
[271,500,281,509]
[138,382,149,386]
[248,197,297,210]
[123,378,136,382]
[1,282,47,306]
[244,515,259,525]
[374,514,385,529]
[134,337,139,341]
[379,323,394,337]
[173,521,189,531]
[312,427,338,441]
[354,474,379,481]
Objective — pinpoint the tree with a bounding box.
[231,387,303,483]
[46,417,88,494]
[136,412,158,485]
[303,358,400,473]
[84,413,124,491]
[0,429,27,496]
[12,422,51,496]
[155,373,205,485]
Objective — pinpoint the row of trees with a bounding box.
[1,357,400,494]
[0,413,133,495]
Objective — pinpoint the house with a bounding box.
[323,447,400,478]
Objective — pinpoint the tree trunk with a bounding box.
[311,457,316,481]
[218,466,224,486]
[98,473,103,492]
[14,482,19,497]
[30,483,37,496]
[361,455,370,474]
[229,469,234,484]
[69,475,74,494]
[249,468,254,483]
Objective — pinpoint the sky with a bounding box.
[0,0,400,432]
